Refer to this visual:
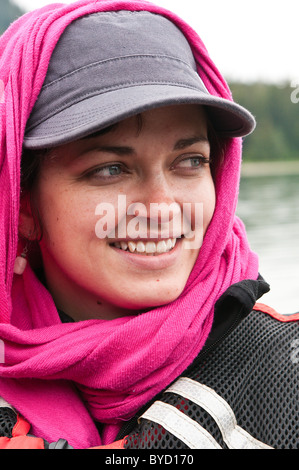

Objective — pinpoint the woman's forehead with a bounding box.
[82,104,208,140]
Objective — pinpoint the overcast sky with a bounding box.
[13,0,298,83]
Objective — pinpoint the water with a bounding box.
[237,172,299,314]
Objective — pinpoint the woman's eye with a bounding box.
[175,155,210,169]
[99,164,123,176]
[85,163,125,179]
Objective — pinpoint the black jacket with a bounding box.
[117,277,299,449]
[0,277,298,449]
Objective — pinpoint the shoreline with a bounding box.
[241,160,299,177]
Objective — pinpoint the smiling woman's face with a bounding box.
[21,104,216,321]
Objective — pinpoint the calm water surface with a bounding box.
[237,173,299,314]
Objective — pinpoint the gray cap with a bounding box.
[24,11,255,149]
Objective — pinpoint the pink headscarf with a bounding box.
[0,0,258,448]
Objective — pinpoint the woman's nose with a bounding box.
[128,174,182,230]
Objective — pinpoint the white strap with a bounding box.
[167,377,273,449]
[0,397,15,412]
[141,401,221,449]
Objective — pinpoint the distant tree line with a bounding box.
[1,1,298,162]
[230,82,299,161]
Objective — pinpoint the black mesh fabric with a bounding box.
[125,310,298,449]
[0,407,17,438]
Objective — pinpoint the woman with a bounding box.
[0,0,297,449]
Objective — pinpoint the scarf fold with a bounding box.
[0,0,259,448]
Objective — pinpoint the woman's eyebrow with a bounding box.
[75,135,210,160]
[173,135,210,150]
[94,136,209,153]
[91,145,135,156]
[72,145,136,161]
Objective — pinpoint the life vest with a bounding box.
[118,304,299,450]
[1,303,298,449]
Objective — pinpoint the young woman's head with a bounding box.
[20,104,215,320]
[18,10,255,321]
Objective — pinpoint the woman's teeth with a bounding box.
[112,238,177,255]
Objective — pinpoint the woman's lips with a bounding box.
[109,236,185,269]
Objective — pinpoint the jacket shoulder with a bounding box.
[253,302,299,322]
[124,305,299,449]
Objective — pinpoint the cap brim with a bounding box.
[23,85,255,149]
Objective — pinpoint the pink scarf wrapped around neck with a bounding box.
[0,0,258,448]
